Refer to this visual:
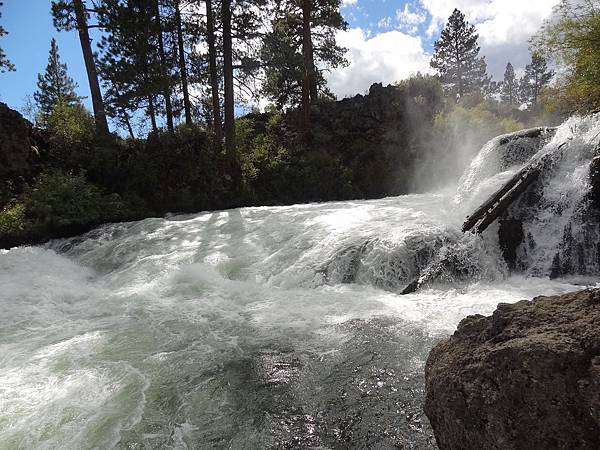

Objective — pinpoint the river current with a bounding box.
[2,115,600,449]
[0,194,584,449]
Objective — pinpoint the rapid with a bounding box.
[1,114,599,449]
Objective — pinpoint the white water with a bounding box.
[1,116,599,449]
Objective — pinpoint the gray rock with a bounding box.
[424,289,600,450]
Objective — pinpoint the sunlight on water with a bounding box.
[1,114,600,449]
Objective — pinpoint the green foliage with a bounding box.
[261,0,347,109]
[0,1,14,73]
[47,101,96,147]
[519,52,554,108]
[534,0,600,112]
[0,170,128,245]
[22,171,127,231]
[501,62,518,105]
[430,9,490,97]
[34,38,83,124]
[0,202,25,239]
[435,101,525,141]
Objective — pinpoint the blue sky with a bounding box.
[0,0,561,115]
[1,0,94,112]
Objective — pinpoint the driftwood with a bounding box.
[462,142,568,234]
[401,140,569,294]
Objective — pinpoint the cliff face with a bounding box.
[281,83,441,198]
[0,102,42,185]
[424,289,600,450]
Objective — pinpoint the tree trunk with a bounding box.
[73,0,109,135]
[155,0,174,132]
[222,0,235,158]
[175,0,192,125]
[148,95,158,134]
[111,80,135,139]
[123,110,135,139]
[301,0,314,142]
[205,0,222,146]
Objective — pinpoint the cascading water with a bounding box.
[1,115,599,449]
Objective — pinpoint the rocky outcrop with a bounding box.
[424,289,600,450]
[0,102,42,182]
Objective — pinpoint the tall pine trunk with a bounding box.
[205,0,222,146]
[73,0,109,135]
[301,0,314,141]
[155,0,174,132]
[111,80,135,139]
[148,95,158,134]
[123,110,135,139]
[222,0,235,158]
[175,0,192,125]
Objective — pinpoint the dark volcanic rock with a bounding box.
[424,289,600,450]
[0,102,42,181]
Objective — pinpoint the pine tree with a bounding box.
[261,0,347,137]
[520,52,554,108]
[174,0,192,125]
[34,38,83,124]
[430,8,490,98]
[222,0,235,155]
[0,2,15,73]
[501,62,518,105]
[52,0,110,134]
[97,0,166,134]
[205,0,222,145]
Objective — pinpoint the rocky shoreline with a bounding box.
[424,288,600,449]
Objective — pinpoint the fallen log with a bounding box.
[463,142,568,234]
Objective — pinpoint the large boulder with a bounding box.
[424,289,600,450]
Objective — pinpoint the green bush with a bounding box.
[47,101,95,148]
[0,201,26,240]
[0,170,131,245]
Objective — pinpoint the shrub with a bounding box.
[0,201,26,240]
[8,170,129,239]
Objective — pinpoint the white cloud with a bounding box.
[378,16,392,29]
[397,4,427,26]
[396,3,427,34]
[325,28,432,99]
[342,0,358,6]
[419,0,560,78]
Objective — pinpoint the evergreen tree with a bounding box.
[261,0,347,138]
[52,0,110,134]
[97,0,167,134]
[0,2,14,73]
[430,8,490,98]
[204,0,222,145]
[519,51,554,108]
[501,62,518,105]
[34,38,83,124]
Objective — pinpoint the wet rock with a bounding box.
[424,289,600,450]
[589,155,600,210]
[498,219,523,271]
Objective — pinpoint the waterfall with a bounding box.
[2,115,599,450]
[457,113,600,278]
